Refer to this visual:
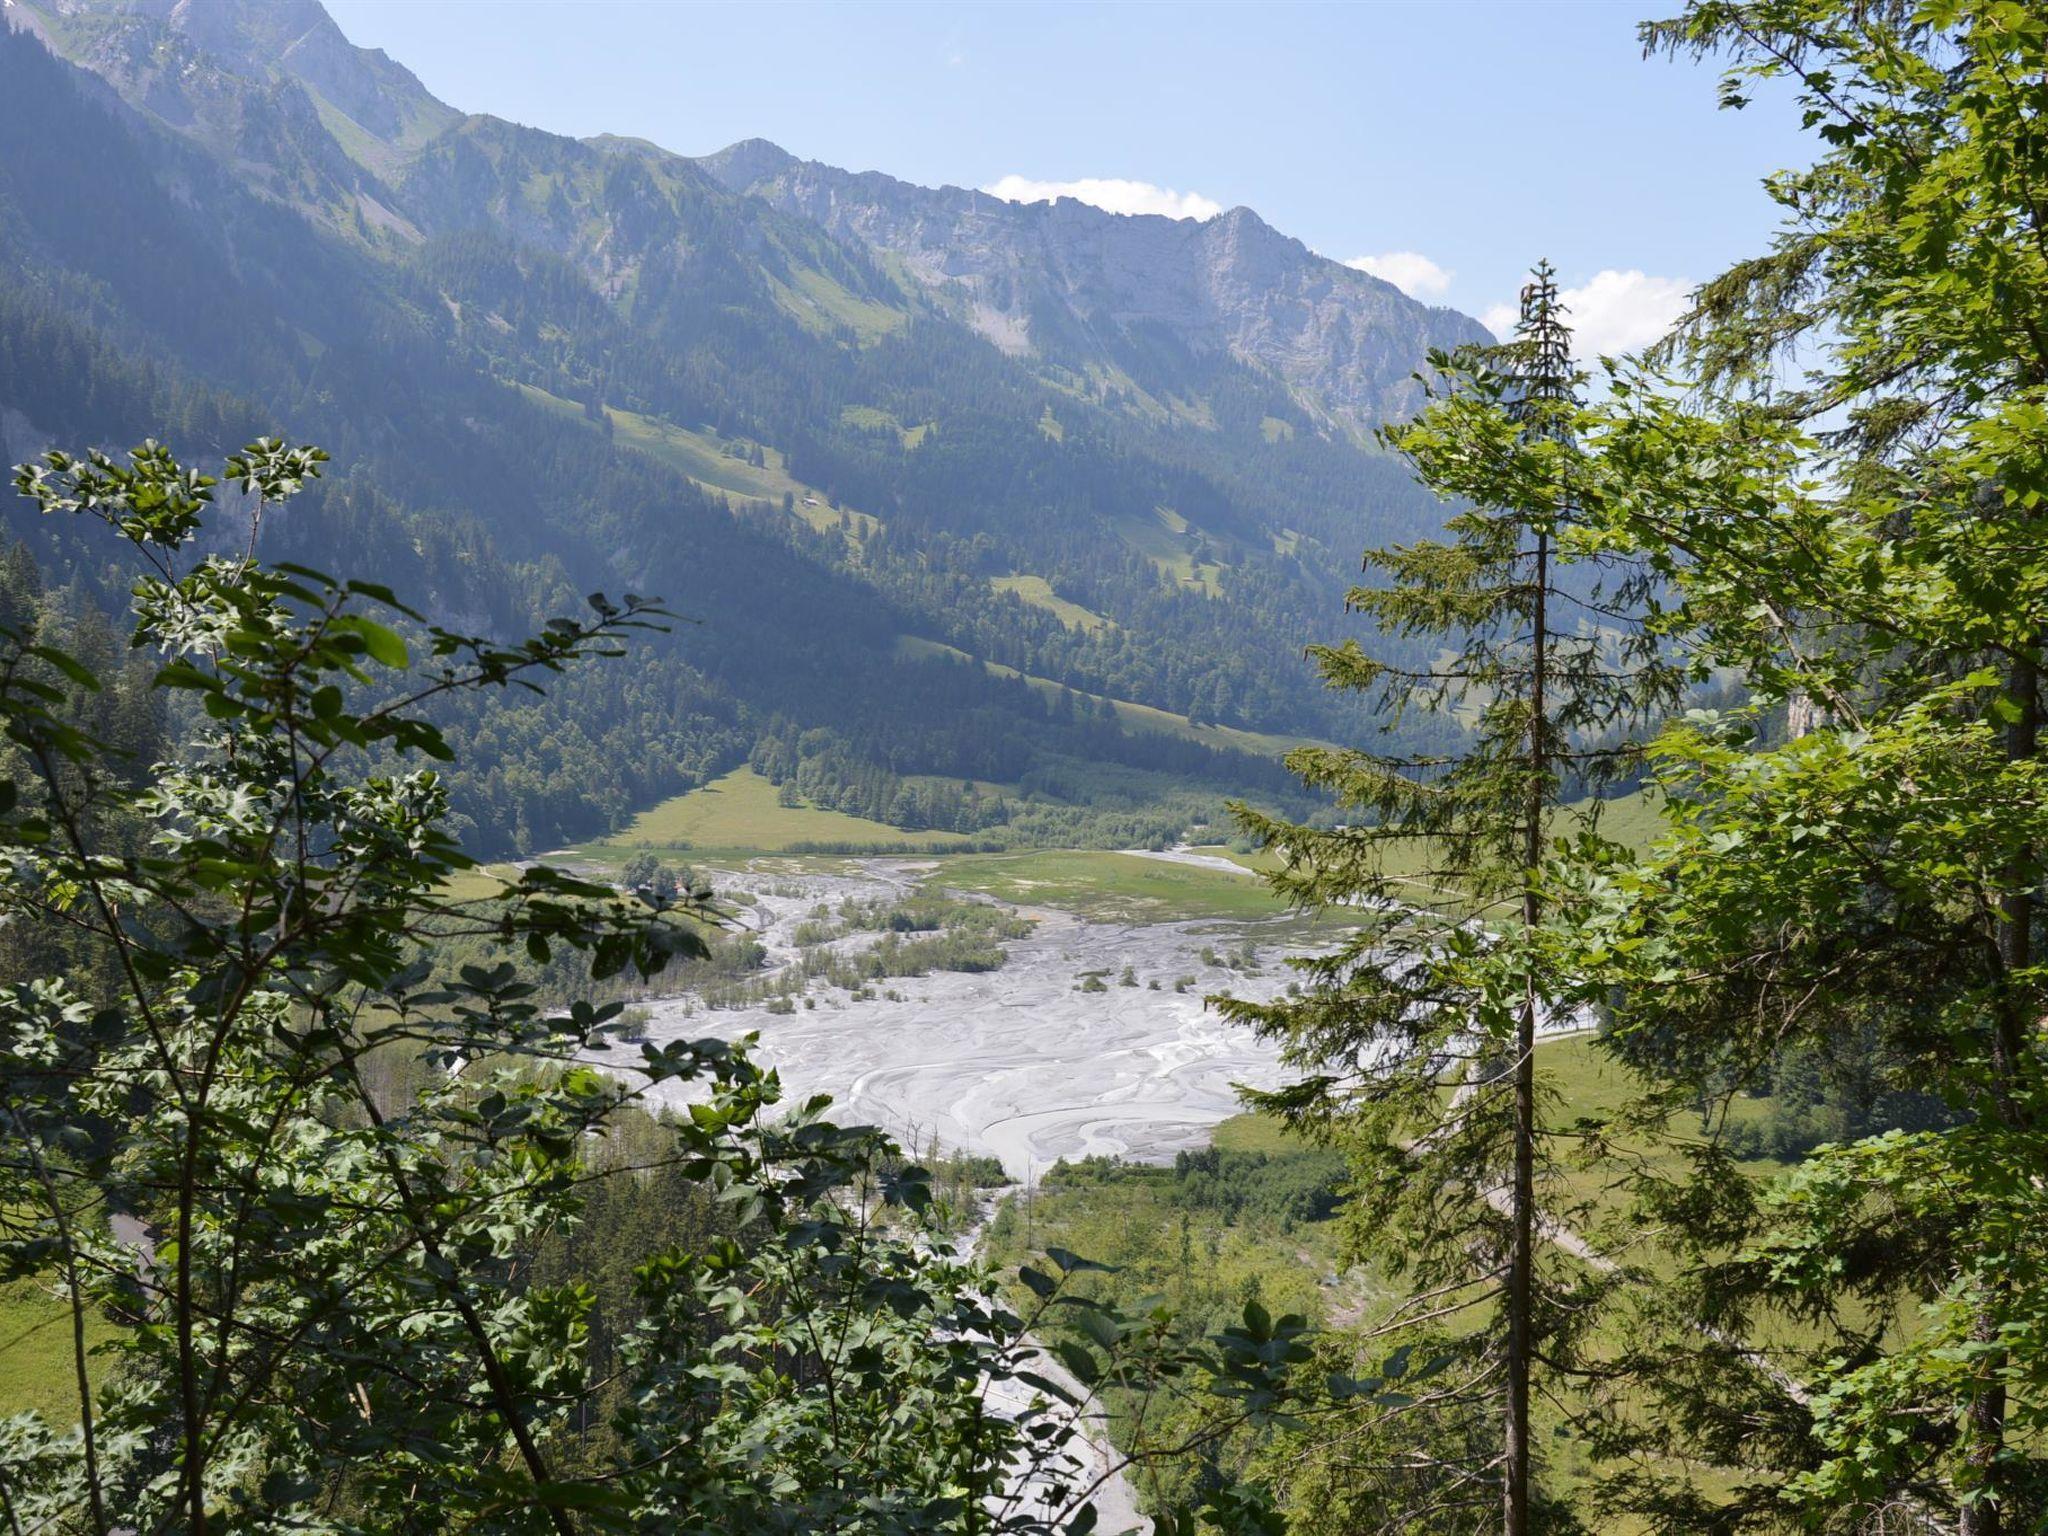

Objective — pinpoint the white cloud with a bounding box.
[983,175,1223,222]
[1344,251,1453,300]
[1483,269,1693,358]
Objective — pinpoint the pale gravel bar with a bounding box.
[613,859,1304,1176]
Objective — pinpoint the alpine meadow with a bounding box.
[2,1,2046,1533]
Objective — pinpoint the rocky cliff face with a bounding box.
[698,139,1490,429]
[5,0,457,169]
[4,0,901,327]
[1,0,448,238]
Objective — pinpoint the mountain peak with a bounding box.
[698,137,802,189]
[13,0,456,174]
[17,0,1483,428]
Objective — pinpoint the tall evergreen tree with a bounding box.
[1226,267,1669,1532]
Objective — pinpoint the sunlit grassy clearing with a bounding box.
[766,266,905,344]
[513,382,881,539]
[930,849,1301,923]
[989,574,1113,633]
[0,1278,117,1423]
[1267,786,1664,917]
[436,861,526,903]
[838,404,897,432]
[1112,506,1226,596]
[582,767,969,858]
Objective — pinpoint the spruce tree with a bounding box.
[1226,266,1669,1532]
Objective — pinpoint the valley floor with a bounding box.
[597,856,1310,1176]
[596,836,1595,1176]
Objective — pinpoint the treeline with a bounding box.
[0,282,1306,858]
[748,721,1011,833]
[0,274,1312,859]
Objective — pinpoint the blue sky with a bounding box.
[325,0,1811,352]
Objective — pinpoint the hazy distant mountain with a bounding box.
[0,0,1483,855]
[699,138,1488,431]
[5,0,1486,437]
[1,0,457,153]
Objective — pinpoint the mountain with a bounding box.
[698,138,1487,430]
[0,0,1484,856]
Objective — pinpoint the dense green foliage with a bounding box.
[1555,4,2048,1527]
[12,2,2048,1534]
[1216,4,2048,1532]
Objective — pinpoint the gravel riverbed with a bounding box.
[611,859,1305,1177]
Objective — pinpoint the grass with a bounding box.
[580,768,969,859]
[1539,1030,1789,1253]
[0,1278,116,1424]
[929,849,1301,923]
[767,266,905,344]
[892,635,1307,759]
[1152,789,1670,935]
[1271,785,1668,923]
[513,383,881,539]
[989,574,1113,633]
[1113,507,1227,596]
[1209,1110,1309,1155]
[436,861,526,903]
[1183,844,1283,875]
[1568,783,1663,852]
[606,408,796,501]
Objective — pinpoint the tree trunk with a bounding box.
[1963,643,2038,1536]
[1505,989,1536,1536]
[1504,527,1548,1536]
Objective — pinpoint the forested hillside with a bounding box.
[0,0,1483,855]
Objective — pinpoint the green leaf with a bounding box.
[352,617,409,669]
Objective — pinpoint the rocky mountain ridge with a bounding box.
[698,137,1489,428]
[8,0,1486,433]
[0,0,1479,855]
